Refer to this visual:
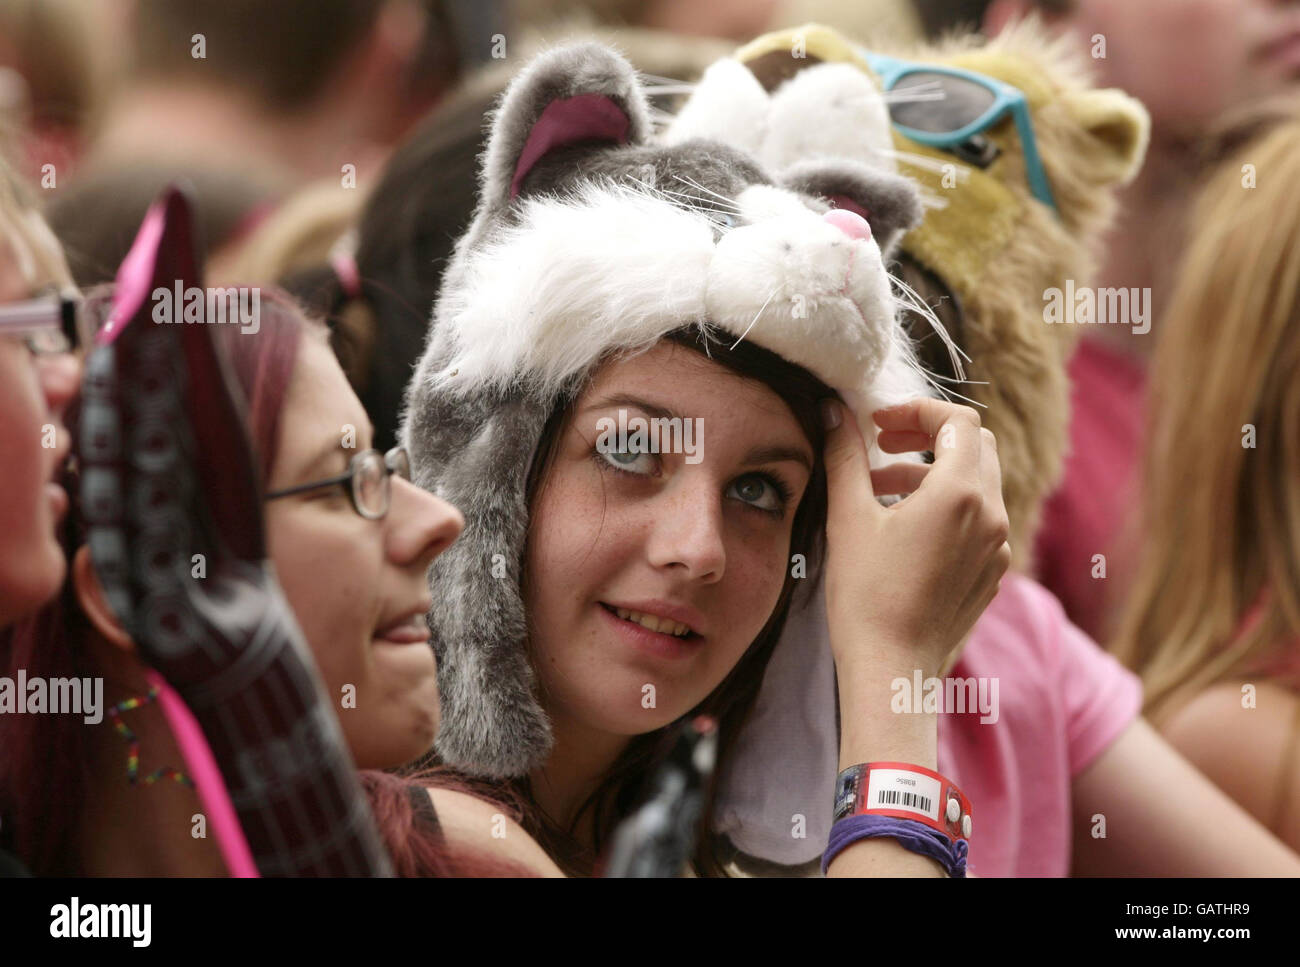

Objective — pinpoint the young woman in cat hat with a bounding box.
[403,41,1010,876]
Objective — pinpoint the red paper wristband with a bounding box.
[833,762,972,843]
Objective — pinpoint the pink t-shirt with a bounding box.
[1034,336,1147,643]
[936,572,1143,877]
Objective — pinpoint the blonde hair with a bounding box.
[1112,103,1300,723]
[0,0,105,132]
[0,149,73,292]
[213,177,363,284]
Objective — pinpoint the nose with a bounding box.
[823,208,873,242]
[37,353,80,417]
[645,477,726,583]
[387,477,464,567]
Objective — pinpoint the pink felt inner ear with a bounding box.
[510,93,631,199]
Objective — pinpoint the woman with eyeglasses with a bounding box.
[0,157,81,629]
[0,154,82,877]
[0,277,562,875]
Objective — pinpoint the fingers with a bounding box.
[875,399,982,481]
[957,429,1012,630]
[872,397,981,437]
[821,400,885,532]
[876,430,932,454]
[978,426,1010,535]
[869,461,931,497]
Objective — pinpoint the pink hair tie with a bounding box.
[330,251,362,299]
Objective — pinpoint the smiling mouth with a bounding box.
[373,612,431,645]
[599,602,699,640]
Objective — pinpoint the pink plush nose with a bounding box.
[824,208,872,241]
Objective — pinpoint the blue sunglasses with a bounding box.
[861,50,1059,213]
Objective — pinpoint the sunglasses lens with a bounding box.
[889,71,998,135]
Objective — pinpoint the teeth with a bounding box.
[613,607,691,638]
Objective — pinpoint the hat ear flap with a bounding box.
[481,42,652,208]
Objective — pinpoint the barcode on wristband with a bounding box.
[865,768,942,821]
[875,788,932,813]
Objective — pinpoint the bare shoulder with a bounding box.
[425,787,566,878]
[1159,679,1300,842]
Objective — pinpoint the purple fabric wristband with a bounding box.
[821,815,969,877]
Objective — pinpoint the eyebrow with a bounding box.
[296,420,375,479]
[582,393,813,473]
[744,444,813,474]
[297,440,351,481]
[582,393,680,423]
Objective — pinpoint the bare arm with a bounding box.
[1070,717,1300,876]
[827,660,946,877]
[1159,680,1300,854]
[821,399,1009,878]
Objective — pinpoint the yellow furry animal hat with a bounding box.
[681,21,1150,566]
[667,21,1149,867]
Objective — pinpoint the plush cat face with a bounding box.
[422,42,934,426]
[402,42,936,778]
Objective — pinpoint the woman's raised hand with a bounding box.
[821,397,1011,681]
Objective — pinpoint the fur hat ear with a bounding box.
[663,57,770,156]
[481,42,653,207]
[782,159,923,256]
[1060,88,1150,187]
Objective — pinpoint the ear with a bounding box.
[734,23,870,88]
[1062,88,1150,186]
[783,159,924,256]
[663,57,770,156]
[480,42,652,209]
[72,545,134,653]
[759,61,897,175]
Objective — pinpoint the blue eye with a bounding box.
[595,444,658,476]
[727,473,790,515]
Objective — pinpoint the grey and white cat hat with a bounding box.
[401,42,941,780]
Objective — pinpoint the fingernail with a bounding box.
[820,399,841,430]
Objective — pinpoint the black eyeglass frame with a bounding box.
[265,446,411,520]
